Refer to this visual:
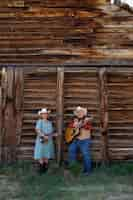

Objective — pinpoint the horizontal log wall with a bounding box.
[107,69,133,160]
[18,69,57,160]
[20,67,133,162]
[63,70,102,161]
[1,67,133,162]
[17,67,103,161]
[0,1,132,65]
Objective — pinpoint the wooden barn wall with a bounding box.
[63,70,102,161]
[0,1,133,65]
[1,67,133,162]
[0,68,24,162]
[18,68,57,160]
[17,67,103,161]
[107,69,133,160]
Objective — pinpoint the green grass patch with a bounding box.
[0,161,133,200]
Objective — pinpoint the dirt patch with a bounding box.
[106,194,133,200]
[0,175,21,200]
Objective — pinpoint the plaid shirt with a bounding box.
[68,117,92,131]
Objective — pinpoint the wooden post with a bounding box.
[99,67,109,164]
[0,68,6,162]
[15,68,24,156]
[0,75,2,162]
[1,67,24,163]
[2,67,17,163]
[56,67,64,165]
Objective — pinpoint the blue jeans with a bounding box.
[68,139,92,173]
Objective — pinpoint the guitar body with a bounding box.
[65,127,80,143]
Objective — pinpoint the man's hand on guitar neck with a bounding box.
[74,118,85,129]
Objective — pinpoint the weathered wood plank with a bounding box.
[56,67,64,165]
[0,3,131,64]
[0,75,2,162]
[99,67,109,163]
[3,67,17,162]
[15,68,24,150]
[0,0,107,8]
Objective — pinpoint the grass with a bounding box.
[0,161,133,200]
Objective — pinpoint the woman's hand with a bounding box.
[43,135,49,141]
[53,132,58,137]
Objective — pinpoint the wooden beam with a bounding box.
[0,74,2,162]
[2,67,24,162]
[56,67,64,165]
[15,68,24,155]
[2,67,17,162]
[7,0,25,8]
[0,68,6,163]
[99,67,109,164]
[0,68,6,162]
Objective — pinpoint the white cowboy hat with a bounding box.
[74,106,87,116]
[38,108,51,115]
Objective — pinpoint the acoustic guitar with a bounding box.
[65,120,83,143]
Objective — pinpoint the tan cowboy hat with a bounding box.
[38,108,51,115]
[74,106,87,116]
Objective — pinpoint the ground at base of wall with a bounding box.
[0,161,133,200]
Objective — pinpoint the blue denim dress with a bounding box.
[34,119,55,160]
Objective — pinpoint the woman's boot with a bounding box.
[43,162,48,173]
[38,163,44,174]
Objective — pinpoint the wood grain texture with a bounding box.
[56,67,64,165]
[0,71,2,162]
[2,68,17,162]
[2,67,133,162]
[99,67,109,163]
[0,2,132,65]
[1,68,24,162]
[16,67,133,162]
[18,67,102,161]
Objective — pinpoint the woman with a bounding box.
[34,108,57,174]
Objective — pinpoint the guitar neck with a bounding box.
[77,120,85,129]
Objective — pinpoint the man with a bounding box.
[66,106,93,175]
